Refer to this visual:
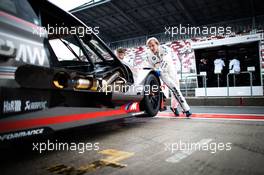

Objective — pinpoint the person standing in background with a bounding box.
[198,58,209,87]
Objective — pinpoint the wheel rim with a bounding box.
[147,79,160,110]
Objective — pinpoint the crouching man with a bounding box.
[146,37,192,117]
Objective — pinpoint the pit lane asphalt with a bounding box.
[1,106,264,175]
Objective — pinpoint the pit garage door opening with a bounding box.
[195,41,261,88]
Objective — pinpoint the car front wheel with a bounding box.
[140,74,161,117]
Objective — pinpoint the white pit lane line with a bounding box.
[165,139,213,163]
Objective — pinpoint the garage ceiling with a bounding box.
[70,0,264,43]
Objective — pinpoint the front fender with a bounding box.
[133,68,160,86]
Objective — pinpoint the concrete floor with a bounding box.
[1,106,264,175]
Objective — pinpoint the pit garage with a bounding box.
[1,0,264,175]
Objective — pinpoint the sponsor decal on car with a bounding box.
[0,35,49,66]
[3,100,22,113]
[0,128,44,141]
[24,100,47,111]
[125,102,140,113]
[2,100,48,114]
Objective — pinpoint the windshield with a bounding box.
[49,33,114,63]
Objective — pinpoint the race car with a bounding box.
[0,0,162,141]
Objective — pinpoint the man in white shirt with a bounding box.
[116,47,126,60]
[116,47,134,67]
[146,37,192,117]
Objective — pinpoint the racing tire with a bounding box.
[140,74,161,117]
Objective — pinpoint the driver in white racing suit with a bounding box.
[146,37,192,117]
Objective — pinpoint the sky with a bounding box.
[48,0,91,11]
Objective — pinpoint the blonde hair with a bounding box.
[146,37,160,46]
[116,47,126,54]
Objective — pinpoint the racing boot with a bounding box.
[170,107,179,117]
[184,110,192,117]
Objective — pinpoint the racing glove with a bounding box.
[154,69,161,77]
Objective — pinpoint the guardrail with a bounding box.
[226,71,253,96]
[185,75,207,97]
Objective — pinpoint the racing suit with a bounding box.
[145,45,190,112]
